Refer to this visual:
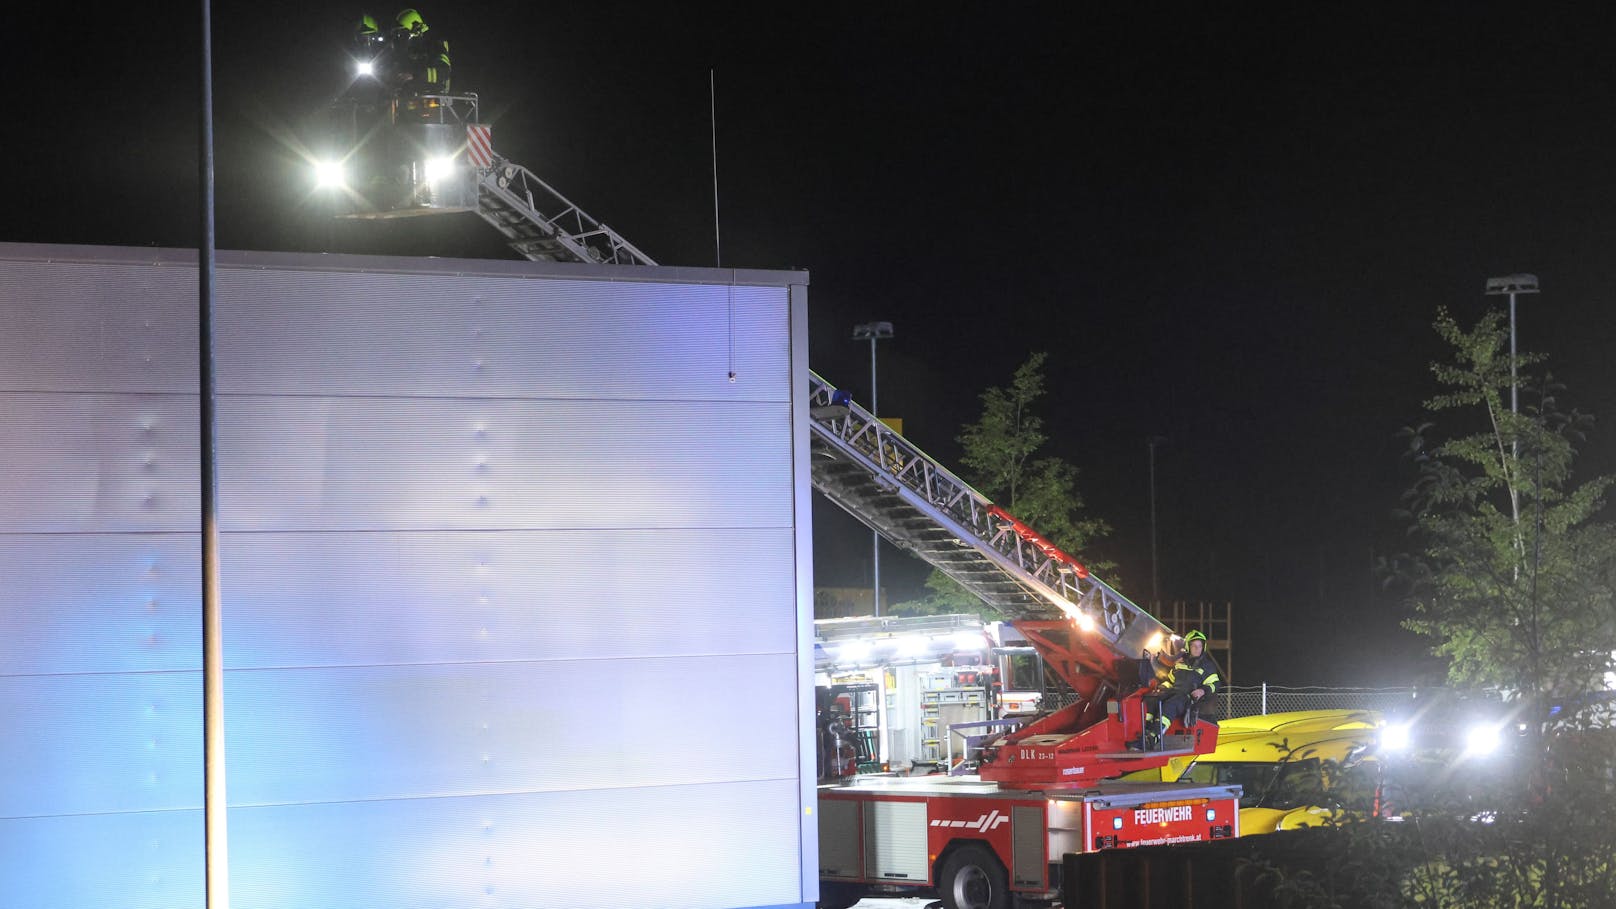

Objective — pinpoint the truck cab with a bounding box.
[1126,709,1385,835]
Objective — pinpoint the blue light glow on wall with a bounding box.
[0,249,812,909]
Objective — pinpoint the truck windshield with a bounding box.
[1259,759,1325,811]
[999,653,1042,691]
[1180,758,1330,811]
[1179,762,1279,809]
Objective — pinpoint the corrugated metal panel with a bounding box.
[0,260,791,402]
[1,653,799,819]
[0,247,811,909]
[0,809,204,909]
[863,801,929,881]
[0,395,791,533]
[217,396,793,532]
[218,270,791,402]
[225,780,805,909]
[0,394,199,533]
[0,779,806,909]
[0,670,202,817]
[1013,804,1046,886]
[0,526,796,677]
[223,655,800,806]
[818,799,863,879]
[220,527,797,668]
[0,533,200,675]
[0,261,197,394]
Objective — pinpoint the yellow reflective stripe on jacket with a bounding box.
[1202,673,1220,689]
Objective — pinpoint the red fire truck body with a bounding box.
[818,776,1239,903]
[815,612,1233,908]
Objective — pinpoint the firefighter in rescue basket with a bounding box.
[1150,629,1222,743]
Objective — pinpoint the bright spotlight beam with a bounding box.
[1381,722,1412,751]
[1464,724,1503,757]
[314,160,345,189]
[423,156,454,182]
[356,60,375,77]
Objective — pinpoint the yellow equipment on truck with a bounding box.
[1128,709,1385,835]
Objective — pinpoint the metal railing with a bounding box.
[395,92,480,125]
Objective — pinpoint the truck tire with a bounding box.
[938,843,1010,909]
[816,881,864,909]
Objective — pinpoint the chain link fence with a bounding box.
[1219,685,1436,719]
[1036,682,1445,720]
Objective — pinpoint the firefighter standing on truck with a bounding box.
[1154,630,1221,734]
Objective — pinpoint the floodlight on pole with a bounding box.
[1148,435,1167,607]
[1484,273,1539,528]
[1483,273,1539,421]
[852,321,894,617]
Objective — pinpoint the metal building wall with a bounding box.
[0,244,815,909]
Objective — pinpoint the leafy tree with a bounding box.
[1244,309,1616,909]
[1392,307,1616,712]
[891,353,1111,616]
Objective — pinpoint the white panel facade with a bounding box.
[222,780,806,909]
[216,269,791,402]
[0,670,202,817]
[0,533,201,674]
[0,810,206,909]
[220,528,800,667]
[218,396,793,531]
[222,655,801,806]
[0,244,814,909]
[0,260,198,393]
[0,393,200,532]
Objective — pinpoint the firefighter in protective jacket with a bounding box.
[1154,629,1221,732]
[392,9,452,94]
[350,9,451,95]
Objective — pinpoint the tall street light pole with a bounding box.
[1483,273,1539,421]
[1484,273,1539,528]
[198,1,230,905]
[1148,436,1166,607]
[853,321,894,616]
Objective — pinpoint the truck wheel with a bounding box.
[816,881,864,909]
[938,844,1010,909]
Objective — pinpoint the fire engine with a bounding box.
[311,36,1240,909]
[805,383,1239,908]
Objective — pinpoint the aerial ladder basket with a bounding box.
[320,90,652,266]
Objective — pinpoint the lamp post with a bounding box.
[853,321,894,616]
[1148,436,1166,607]
[1483,274,1540,422]
[1483,273,1539,527]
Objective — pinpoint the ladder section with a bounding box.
[808,372,1171,664]
[476,155,658,266]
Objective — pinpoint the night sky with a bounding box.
[13,5,1616,685]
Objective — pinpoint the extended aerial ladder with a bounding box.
[804,378,1217,784]
[319,72,1218,788]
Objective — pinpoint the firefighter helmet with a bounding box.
[356,13,380,36]
[1184,630,1208,644]
[396,8,428,33]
